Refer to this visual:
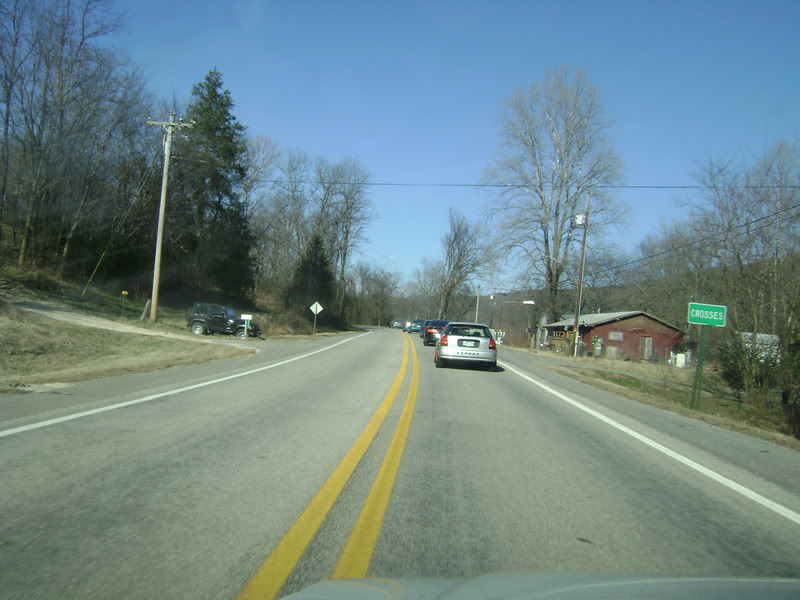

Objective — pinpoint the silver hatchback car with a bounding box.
[434,322,497,370]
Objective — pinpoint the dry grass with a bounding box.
[0,264,350,340]
[542,360,800,451]
[0,302,250,391]
[0,265,349,391]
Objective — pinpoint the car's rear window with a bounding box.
[429,320,449,327]
[446,324,491,338]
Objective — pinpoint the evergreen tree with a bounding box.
[169,69,253,297]
[285,233,336,325]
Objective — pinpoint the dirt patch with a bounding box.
[12,300,224,343]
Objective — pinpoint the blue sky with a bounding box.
[116,0,800,286]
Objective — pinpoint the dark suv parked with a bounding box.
[186,302,261,339]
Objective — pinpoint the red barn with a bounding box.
[544,311,684,360]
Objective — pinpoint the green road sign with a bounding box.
[687,302,727,327]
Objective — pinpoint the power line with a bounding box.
[593,201,800,277]
[168,158,800,191]
[257,179,800,191]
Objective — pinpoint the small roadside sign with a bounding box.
[686,302,727,411]
[309,301,323,334]
[687,303,727,327]
[240,314,253,339]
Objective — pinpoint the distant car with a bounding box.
[434,322,496,370]
[403,320,412,332]
[186,302,261,339]
[390,320,404,329]
[422,319,449,346]
[408,319,425,333]
[419,319,432,338]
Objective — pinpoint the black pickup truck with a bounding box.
[186,302,261,339]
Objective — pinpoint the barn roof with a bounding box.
[544,311,682,332]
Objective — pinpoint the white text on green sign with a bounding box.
[687,303,727,327]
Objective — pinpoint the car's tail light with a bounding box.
[439,335,448,346]
[489,338,496,350]
[426,328,436,333]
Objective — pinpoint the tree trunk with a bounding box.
[336,244,348,317]
[59,214,81,276]
[59,185,91,276]
[18,206,34,266]
[548,279,559,323]
[0,105,11,244]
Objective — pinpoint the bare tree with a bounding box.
[488,67,623,321]
[692,142,800,403]
[409,258,444,318]
[573,242,633,314]
[438,208,486,319]
[620,141,800,436]
[351,262,399,325]
[331,158,372,317]
[241,135,280,215]
[251,149,310,297]
[310,156,344,248]
[57,62,149,275]
[0,0,35,245]
[309,156,372,317]
[250,152,372,312]
[694,144,799,334]
[622,221,717,328]
[5,0,128,267]
[242,136,280,296]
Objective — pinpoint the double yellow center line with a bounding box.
[238,333,419,600]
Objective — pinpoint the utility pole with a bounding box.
[572,192,591,357]
[475,287,480,322]
[146,111,193,322]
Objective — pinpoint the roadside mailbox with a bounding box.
[241,314,253,339]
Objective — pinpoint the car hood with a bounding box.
[283,573,800,600]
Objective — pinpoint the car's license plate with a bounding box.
[461,340,478,347]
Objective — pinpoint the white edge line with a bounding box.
[0,331,372,439]
[499,360,800,527]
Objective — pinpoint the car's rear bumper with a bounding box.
[437,349,496,363]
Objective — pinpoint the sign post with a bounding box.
[687,302,727,410]
[309,302,323,334]
[241,314,253,339]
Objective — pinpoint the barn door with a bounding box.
[639,336,653,360]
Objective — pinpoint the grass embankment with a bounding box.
[0,264,341,337]
[0,265,352,391]
[539,355,798,449]
[0,302,250,391]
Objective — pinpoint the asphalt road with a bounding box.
[2,328,799,599]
